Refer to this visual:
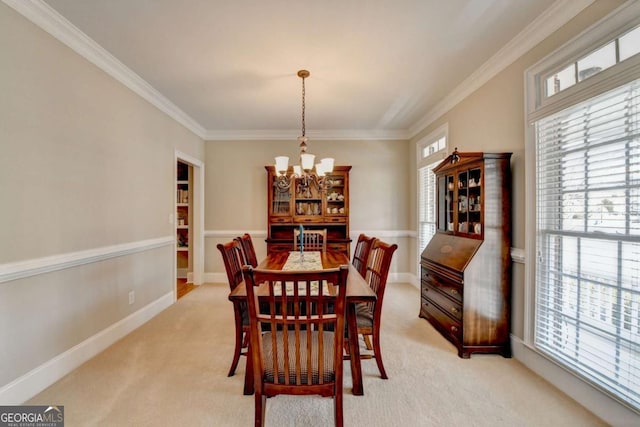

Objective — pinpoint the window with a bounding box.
[545,24,640,98]
[535,79,640,410]
[417,125,448,258]
[527,2,640,412]
[620,26,640,62]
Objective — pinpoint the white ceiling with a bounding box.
[16,0,590,139]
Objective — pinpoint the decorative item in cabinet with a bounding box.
[265,166,351,255]
[420,150,512,358]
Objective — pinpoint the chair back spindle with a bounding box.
[293,228,327,253]
[235,233,258,268]
[352,234,377,279]
[243,265,349,426]
[364,241,398,313]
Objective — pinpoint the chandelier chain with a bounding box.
[301,75,306,137]
[273,69,334,194]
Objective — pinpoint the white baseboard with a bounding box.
[389,272,418,286]
[0,292,174,404]
[511,336,639,425]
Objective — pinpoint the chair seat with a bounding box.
[355,303,374,329]
[262,330,336,384]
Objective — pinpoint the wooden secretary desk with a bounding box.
[420,150,512,358]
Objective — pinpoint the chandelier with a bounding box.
[273,70,334,194]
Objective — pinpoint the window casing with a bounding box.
[417,125,448,260]
[535,79,640,410]
[526,1,640,413]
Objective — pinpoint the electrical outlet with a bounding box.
[128,291,135,305]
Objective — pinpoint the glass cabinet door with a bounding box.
[293,176,322,219]
[270,173,292,216]
[457,167,482,236]
[437,174,455,232]
[437,176,446,232]
[467,167,482,236]
[457,170,469,232]
[446,174,455,232]
[325,173,347,216]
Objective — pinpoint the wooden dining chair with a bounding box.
[242,265,349,427]
[216,240,250,377]
[351,234,377,279]
[352,240,398,379]
[235,233,258,267]
[293,228,327,253]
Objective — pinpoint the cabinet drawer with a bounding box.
[324,216,346,223]
[270,217,292,224]
[422,270,462,304]
[294,216,323,223]
[421,298,462,342]
[422,282,462,320]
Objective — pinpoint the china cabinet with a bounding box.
[265,166,351,255]
[420,150,512,358]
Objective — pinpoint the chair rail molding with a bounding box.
[0,236,174,284]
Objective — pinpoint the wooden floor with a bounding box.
[176,278,195,299]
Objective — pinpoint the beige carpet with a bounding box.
[27,282,606,426]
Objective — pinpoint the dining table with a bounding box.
[228,249,376,396]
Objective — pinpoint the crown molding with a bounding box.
[2,0,207,139]
[3,0,407,142]
[4,0,595,143]
[408,0,596,138]
[203,128,410,141]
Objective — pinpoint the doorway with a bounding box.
[174,151,204,301]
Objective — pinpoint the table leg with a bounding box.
[243,342,254,395]
[347,302,364,395]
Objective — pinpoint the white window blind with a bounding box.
[534,78,640,410]
[418,162,438,251]
[417,130,447,256]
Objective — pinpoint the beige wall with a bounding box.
[2,0,635,420]
[410,0,623,340]
[409,0,637,423]
[204,139,412,276]
[0,3,204,390]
